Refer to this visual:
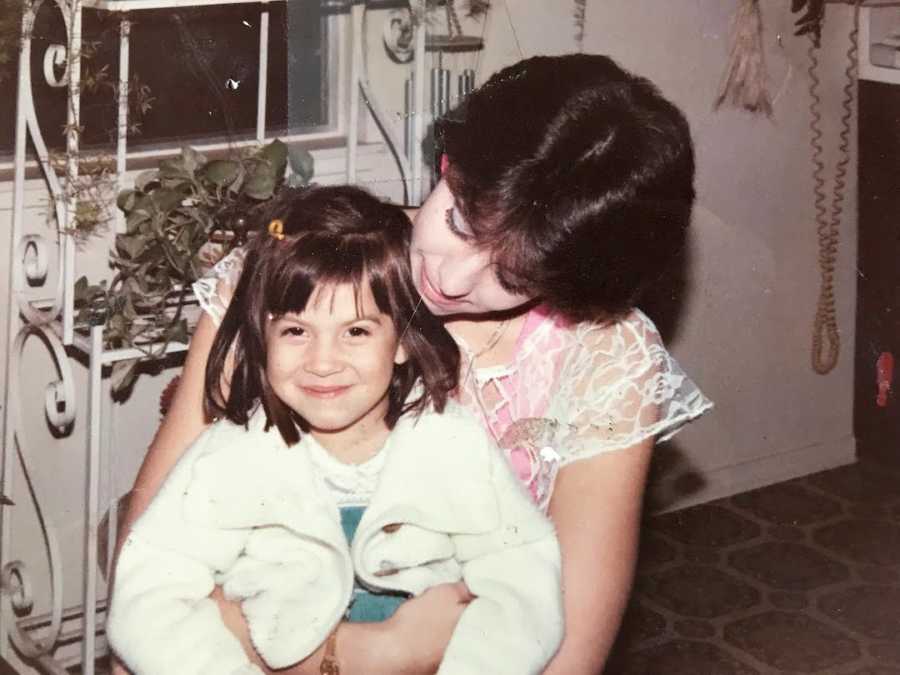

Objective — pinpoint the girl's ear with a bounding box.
[394,343,409,365]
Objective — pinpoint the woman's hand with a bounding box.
[379,581,474,674]
[208,581,471,675]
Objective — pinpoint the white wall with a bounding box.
[570,0,860,508]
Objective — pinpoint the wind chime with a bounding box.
[396,0,484,162]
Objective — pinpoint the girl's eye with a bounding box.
[444,206,475,241]
[280,325,306,338]
[347,326,371,338]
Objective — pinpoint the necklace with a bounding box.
[461,318,510,387]
[472,319,511,359]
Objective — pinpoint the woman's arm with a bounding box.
[543,439,653,675]
[117,311,219,540]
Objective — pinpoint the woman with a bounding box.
[116,53,711,674]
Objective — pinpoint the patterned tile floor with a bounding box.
[608,444,900,675]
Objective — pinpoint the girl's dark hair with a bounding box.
[435,53,696,324]
[204,185,460,445]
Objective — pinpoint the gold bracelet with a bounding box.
[320,627,340,675]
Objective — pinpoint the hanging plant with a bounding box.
[74,139,314,393]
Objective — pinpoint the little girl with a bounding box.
[106,185,563,675]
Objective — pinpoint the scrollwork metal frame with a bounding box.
[0,1,430,672]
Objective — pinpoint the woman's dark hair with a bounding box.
[204,185,460,445]
[435,53,696,324]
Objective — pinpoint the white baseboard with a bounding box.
[651,434,857,514]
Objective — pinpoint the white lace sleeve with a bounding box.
[192,247,247,327]
[553,311,713,465]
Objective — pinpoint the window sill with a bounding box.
[0,134,362,184]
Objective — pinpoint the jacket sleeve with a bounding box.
[106,428,262,675]
[440,443,565,675]
[218,526,352,669]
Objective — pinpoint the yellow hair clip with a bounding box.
[268,219,285,241]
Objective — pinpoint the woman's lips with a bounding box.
[301,386,351,399]
[420,268,466,309]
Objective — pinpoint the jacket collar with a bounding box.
[182,407,499,541]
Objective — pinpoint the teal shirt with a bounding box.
[340,506,408,623]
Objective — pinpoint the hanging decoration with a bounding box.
[715,0,773,116]
[806,1,861,374]
[791,0,825,47]
[574,0,587,51]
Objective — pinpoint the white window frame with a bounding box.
[0,4,350,173]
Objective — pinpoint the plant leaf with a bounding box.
[257,139,288,177]
[111,358,139,394]
[117,189,137,213]
[74,276,89,303]
[150,188,186,213]
[158,157,190,181]
[181,146,207,176]
[169,318,190,344]
[288,146,315,185]
[243,173,277,200]
[116,233,150,260]
[204,160,242,188]
[134,169,160,192]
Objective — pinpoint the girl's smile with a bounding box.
[300,385,352,398]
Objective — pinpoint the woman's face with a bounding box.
[410,180,534,317]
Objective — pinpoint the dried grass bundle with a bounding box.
[715,0,773,117]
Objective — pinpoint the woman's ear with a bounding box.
[394,343,409,365]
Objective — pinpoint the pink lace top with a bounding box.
[194,250,713,512]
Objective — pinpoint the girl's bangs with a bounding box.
[266,238,372,318]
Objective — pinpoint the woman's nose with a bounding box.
[435,254,487,298]
[303,339,343,377]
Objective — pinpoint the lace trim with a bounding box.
[456,309,713,487]
[192,247,247,327]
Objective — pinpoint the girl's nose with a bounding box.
[304,339,344,377]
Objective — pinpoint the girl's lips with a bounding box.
[420,268,466,309]
[301,386,351,398]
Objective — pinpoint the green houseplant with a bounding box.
[75,139,313,392]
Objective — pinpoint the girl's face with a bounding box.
[410,180,534,317]
[265,282,407,451]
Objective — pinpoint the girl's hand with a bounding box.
[380,581,473,674]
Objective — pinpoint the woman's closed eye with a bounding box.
[493,264,532,296]
[445,206,475,241]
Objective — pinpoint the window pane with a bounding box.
[0,0,328,158]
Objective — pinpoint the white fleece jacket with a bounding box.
[107,403,563,675]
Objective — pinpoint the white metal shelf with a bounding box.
[0,1,427,673]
